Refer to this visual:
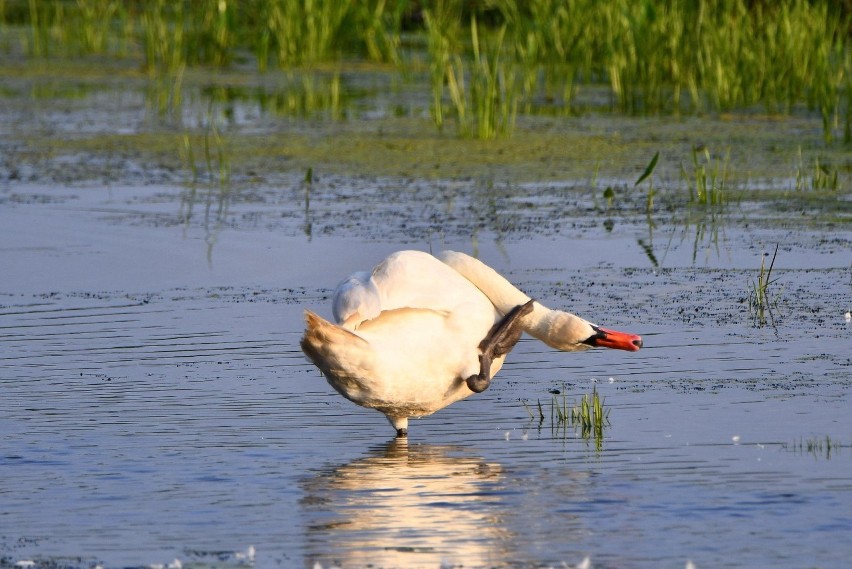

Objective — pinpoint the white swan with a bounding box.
[301,250,642,436]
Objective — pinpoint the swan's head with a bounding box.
[534,309,643,352]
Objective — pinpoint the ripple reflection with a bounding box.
[301,439,512,568]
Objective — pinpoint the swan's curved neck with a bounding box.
[439,251,593,350]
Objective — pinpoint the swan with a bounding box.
[301,250,642,436]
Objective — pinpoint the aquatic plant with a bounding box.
[635,151,660,214]
[682,146,729,207]
[785,436,847,460]
[350,0,408,65]
[749,245,781,328]
[422,0,463,133]
[424,8,519,139]
[6,0,850,142]
[467,17,518,139]
[140,1,178,73]
[256,0,350,68]
[523,384,610,448]
[794,147,840,193]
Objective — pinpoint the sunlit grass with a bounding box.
[522,385,610,449]
[6,1,848,142]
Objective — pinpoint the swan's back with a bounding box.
[333,250,497,329]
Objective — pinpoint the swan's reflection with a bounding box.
[301,439,513,568]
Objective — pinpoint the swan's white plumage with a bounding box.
[301,250,641,434]
[440,250,598,352]
[304,250,509,431]
[333,250,498,329]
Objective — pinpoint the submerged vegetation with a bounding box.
[783,436,848,460]
[2,0,850,141]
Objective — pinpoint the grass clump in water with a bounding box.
[682,146,730,207]
[424,5,518,139]
[794,146,841,193]
[748,244,781,328]
[522,384,610,449]
[784,435,847,460]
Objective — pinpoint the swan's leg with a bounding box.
[466,300,535,393]
[387,415,409,437]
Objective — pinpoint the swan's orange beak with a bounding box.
[583,326,643,351]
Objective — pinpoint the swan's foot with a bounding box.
[466,300,535,393]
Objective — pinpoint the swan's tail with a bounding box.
[301,310,369,376]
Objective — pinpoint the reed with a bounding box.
[794,147,840,192]
[259,0,350,68]
[467,17,518,139]
[350,0,407,65]
[682,146,729,207]
[749,244,781,327]
[6,1,850,142]
[635,151,660,214]
[140,0,185,75]
[422,0,463,132]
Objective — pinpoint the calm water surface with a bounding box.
[2,181,850,569]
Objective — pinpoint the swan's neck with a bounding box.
[526,307,593,351]
[439,250,594,351]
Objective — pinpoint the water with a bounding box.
[2,55,851,568]
[1,178,850,569]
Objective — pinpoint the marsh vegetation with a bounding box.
[2,0,850,142]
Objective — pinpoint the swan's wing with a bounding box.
[332,271,381,327]
[373,250,497,316]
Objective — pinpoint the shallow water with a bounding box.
[1,177,850,569]
[2,55,852,568]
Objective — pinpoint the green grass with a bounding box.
[523,385,610,449]
[749,244,781,327]
[682,146,730,207]
[5,0,849,141]
[794,146,841,192]
[635,150,660,214]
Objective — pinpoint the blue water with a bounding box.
[2,184,850,569]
